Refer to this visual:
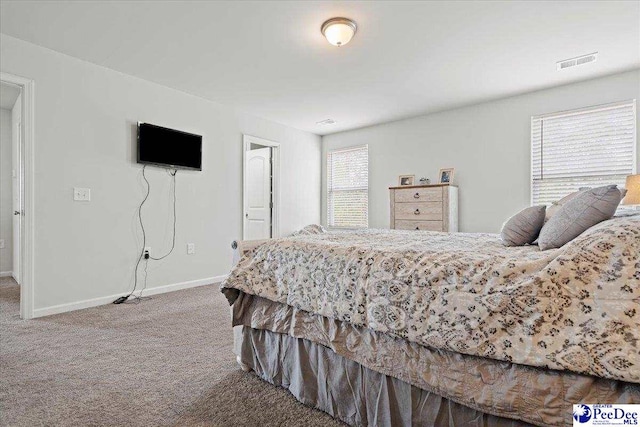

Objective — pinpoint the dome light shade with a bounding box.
[321,18,357,47]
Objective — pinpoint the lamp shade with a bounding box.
[321,18,357,47]
[622,174,640,205]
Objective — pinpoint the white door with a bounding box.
[12,121,21,283]
[244,147,272,240]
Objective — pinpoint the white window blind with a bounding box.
[531,100,636,206]
[327,145,368,228]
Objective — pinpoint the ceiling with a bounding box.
[1,1,639,135]
[0,82,20,110]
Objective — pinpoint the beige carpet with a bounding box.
[0,277,343,426]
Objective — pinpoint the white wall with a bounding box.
[322,70,640,233]
[0,108,12,273]
[0,35,321,312]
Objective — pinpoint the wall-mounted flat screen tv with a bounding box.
[137,122,202,171]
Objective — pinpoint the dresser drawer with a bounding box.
[395,187,442,203]
[390,185,457,232]
[394,202,442,220]
[395,220,443,231]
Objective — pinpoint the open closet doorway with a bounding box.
[242,135,280,241]
[0,72,34,319]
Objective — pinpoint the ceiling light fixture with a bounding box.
[321,17,357,47]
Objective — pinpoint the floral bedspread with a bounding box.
[221,217,640,383]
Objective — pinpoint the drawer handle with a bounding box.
[414,209,420,215]
[415,226,420,230]
[413,193,420,199]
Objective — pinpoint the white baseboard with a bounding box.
[32,274,228,318]
[0,271,13,278]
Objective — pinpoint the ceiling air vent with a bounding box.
[316,119,336,126]
[556,52,598,71]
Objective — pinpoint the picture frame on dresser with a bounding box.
[398,174,415,186]
[438,168,454,184]
[389,183,458,232]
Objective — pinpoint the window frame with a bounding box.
[530,99,637,206]
[326,144,369,229]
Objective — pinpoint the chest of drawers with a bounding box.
[389,184,458,232]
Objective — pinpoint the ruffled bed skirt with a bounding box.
[237,326,533,427]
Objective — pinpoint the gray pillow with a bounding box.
[501,205,546,246]
[546,187,627,223]
[545,191,582,223]
[538,185,624,250]
[620,187,628,199]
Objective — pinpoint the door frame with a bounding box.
[242,134,280,240]
[1,72,35,320]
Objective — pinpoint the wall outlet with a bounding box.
[144,247,151,258]
[0,239,4,249]
[73,187,91,201]
[187,243,195,255]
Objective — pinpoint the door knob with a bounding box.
[14,211,21,216]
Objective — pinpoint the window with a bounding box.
[531,100,636,206]
[327,145,368,228]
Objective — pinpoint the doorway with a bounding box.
[0,72,34,319]
[0,82,21,285]
[242,135,279,240]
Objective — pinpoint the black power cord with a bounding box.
[150,169,177,260]
[114,165,177,304]
[125,257,150,305]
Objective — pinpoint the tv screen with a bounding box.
[137,123,202,170]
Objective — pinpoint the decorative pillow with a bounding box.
[544,187,591,223]
[620,188,628,199]
[538,185,624,250]
[546,187,627,222]
[290,224,327,236]
[500,205,546,246]
[545,191,582,223]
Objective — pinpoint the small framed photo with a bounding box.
[438,168,454,184]
[398,175,415,186]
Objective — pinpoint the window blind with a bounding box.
[531,100,636,206]
[327,145,368,228]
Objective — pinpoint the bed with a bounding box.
[221,216,640,426]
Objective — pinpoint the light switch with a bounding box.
[73,187,91,201]
[0,239,5,249]
[187,243,195,255]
